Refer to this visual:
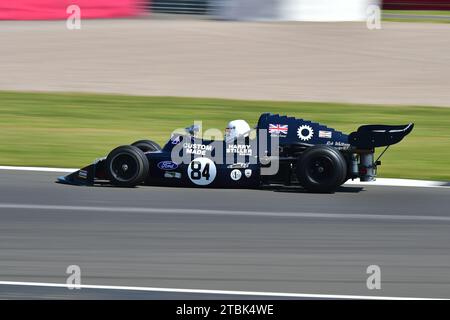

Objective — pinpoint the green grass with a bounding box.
[383,10,450,23]
[1,91,449,181]
[383,10,450,16]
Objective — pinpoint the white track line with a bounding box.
[345,178,448,188]
[0,165,448,188]
[1,203,449,223]
[0,281,437,300]
[0,166,77,173]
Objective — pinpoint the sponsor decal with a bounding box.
[230,169,242,181]
[297,125,314,141]
[226,144,252,156]
[245,169,252,178]
[157,161,178,171]
[164,171,181,179]
[319,130,332,139]
[183,143,213,156]
[227,163,249,169]
[268,124,288,137]
[326,141,351,149]
[78,170,87,179]
[187,158,217,186]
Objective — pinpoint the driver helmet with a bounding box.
[225,120,251,141]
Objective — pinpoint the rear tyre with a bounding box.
[106,145,149,187]
[131,140,161,152]
[296,146,347,193]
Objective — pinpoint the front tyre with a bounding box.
[296,146,347,193]
[106,145,149,187]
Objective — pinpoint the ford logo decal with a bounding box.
[157,161,178,170]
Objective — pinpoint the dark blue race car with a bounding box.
[58,113,413,193]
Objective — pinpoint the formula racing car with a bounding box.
[58,113,413,193]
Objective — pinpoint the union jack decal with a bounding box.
[269,124,288,135]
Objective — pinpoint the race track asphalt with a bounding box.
[0,170,449,299]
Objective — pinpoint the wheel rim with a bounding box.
[307,155,335,184]
[110,153,139,182]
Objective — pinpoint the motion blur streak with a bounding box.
[1,203,450,222]
[1,20,449,106]
[0,0,142,20]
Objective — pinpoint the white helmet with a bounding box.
[225,120,251,141]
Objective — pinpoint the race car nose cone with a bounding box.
[122,164,129,172]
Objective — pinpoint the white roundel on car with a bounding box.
[230,169,242,181]
[188,158,217,186]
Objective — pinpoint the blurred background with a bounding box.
[1,0,450,19]
[1,0,450,301]
[0,0,449,180]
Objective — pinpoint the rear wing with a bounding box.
[348,123,414,149]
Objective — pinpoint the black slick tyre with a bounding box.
[296,145,347,193]
[131,140,161,152]
[106,145,149,187]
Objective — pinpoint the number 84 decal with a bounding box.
[187,158,217,186]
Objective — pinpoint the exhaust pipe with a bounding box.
[359,152,376,182]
